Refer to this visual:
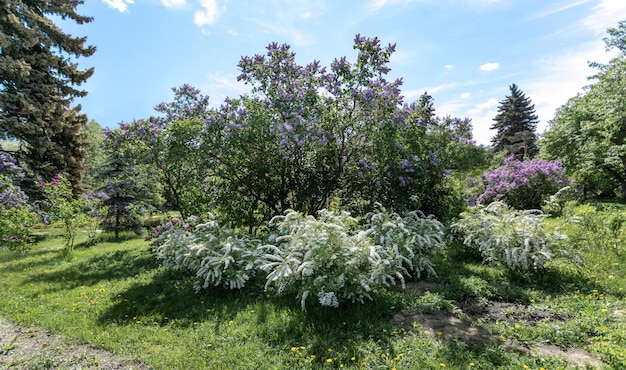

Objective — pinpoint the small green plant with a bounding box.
[39,174,98,251]
[451,201,568,272]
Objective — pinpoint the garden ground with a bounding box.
[0,203,625,369]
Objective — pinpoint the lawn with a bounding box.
[0,203,625,369]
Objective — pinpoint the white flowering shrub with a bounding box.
[451,201,567,272]
[365,204,445,280]
[261,208,445,308]
[153,215,264,291]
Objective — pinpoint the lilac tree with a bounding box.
[203,35,449,227]
[106,35,457,230]
[477,156,570,209]
[103,84,210,219]
[0,153,36,250]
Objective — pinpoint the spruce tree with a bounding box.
[0,0,95,193]
[490,84,539,159]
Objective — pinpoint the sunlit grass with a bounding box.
[1,204,625,369]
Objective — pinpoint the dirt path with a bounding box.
[0,318,147,369]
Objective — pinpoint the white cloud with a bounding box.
[582,0,626,34]
[460,92,471,99]
[203,73,250,105]
[194,0,218,26]
[369,0,415,12]
[479,62,499,72]
[404,83,456,100]
[102,0,134,12]
[528,0,591,20]
[467,97,498,115]
[444,64,454,69]
[161,0,186,8]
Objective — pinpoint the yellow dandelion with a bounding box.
[326,358,333,363]
[300,346,305,350]
[440,363,446,367]
[381,353,386,359]
[470,362,475,367]
[530,299,535,303]
[436,331,443,336]
[310,355,316,360]
[523,365,529,369]
[291,347,297,352]
[207,343,213,348]
[514,323,521,329]
[328,348,333,352]
[351,357,356,361]
[602,308,609,313]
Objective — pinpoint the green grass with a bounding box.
[1,205,625,369]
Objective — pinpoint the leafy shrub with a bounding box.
[153,215,264,291]
[477,156,570,209]
[0,154,36,250]
[39,174,101,251]
[261,208,445,308]
[451,201,568,272]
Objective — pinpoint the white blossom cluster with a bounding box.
[452,201,567,272]
[154,208,446,308]
[154,215,264,291]
[261,208,445,308]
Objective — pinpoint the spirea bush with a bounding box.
[261,208,445,308]
[477,156,570,209]
[153,215,264,291]
[364,204,445,279]
[451,201,567,272]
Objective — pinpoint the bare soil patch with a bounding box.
[392,281,606,369]
[0,318,147,369]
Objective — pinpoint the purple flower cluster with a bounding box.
[0,154,30,211]
[477,155,570,209]
[0,153,25,181]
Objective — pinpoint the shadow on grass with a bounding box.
[98,269,263,328]
[22,248,159,292]
[431,248,602,305]
[0,245,68,273]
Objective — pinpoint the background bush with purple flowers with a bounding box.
[476,155,571,210]
[0,153,36,250]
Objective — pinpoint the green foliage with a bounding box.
[541,19,626,201]
[40,174,99,251]
[107,37,462,229]
[452,201,569,272]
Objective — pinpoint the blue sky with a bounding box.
[59,0,626,145]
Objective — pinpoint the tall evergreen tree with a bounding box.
[0,0,95,194]
[490,84,539,159]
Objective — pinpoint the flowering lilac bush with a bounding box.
[106,35,456,230]
[477,156,570,209]
[0,153,35,250]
